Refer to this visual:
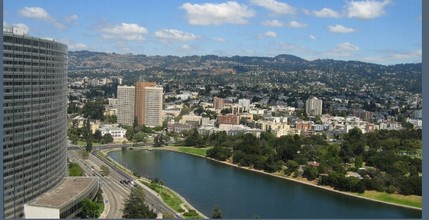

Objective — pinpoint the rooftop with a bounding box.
[28,177,98,209]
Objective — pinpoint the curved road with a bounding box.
[68,147,179,219]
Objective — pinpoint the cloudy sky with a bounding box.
[4,0,422,65]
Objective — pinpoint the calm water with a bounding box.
[108,150,422,218]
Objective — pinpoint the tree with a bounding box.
[104,115,117,123]
[101,133,114,144]
[123,187,157,219]
[154,133,168,147]
[86,138,93,152]
[100,165,110,176]
[80,198,99,218]
[93,130,102,143]
[82,101,105,120]
[212,206,223,219]
[133,131,147,143]
[285,160,299,175]
[303,166,319,181]
[69,163,84,176]
[69,133,79,145]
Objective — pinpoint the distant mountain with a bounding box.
[68,50,421,77]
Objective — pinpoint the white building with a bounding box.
[306,97,323,116]
[238,99,251,111]
[98,126,127,141]
[117,85,135,126]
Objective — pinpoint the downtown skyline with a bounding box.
[4,0,422,65]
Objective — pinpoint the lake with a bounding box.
[108,149,422,218]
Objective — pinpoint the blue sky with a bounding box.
[4,0,422,65]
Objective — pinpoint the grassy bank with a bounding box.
[140,181,201,219]
[356,191,422,209]
[175,147,212,157]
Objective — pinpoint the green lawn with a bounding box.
[140,181,183,212]
[77,139,102,147]
[183,204,200,219]
[97,201,104,217]
[176,147,212,157]
[356,191,422,209]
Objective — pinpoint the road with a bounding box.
[68,147,179,219]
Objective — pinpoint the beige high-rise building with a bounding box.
[117,85,136,126]
[135,82,157,126]
[306,97,323,116]
[142,86,164,127]
[214,97,224,110]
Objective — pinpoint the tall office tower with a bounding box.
[142,86,163,127]
[117,85,136,126]
[305,97,323,116]
[213,97,224,110]
[3,27,68,218]
[135,81,156,126]
[238,98,251,111]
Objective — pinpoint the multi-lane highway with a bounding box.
[67,146,179,219]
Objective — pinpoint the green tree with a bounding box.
[69,163,84,176]
[153,133,168,147]
[86,138,93,152]
[82,101,105,120]
[285,160,299,175]
[93,130,102,143]
[354,155,363,169]
[212,206,223,219]
[81,198,99,218]
[122,187,157,219]
[67,102,80,114]
[303,166,319,181]
[100,165,110,176]
[101,133,114,144]
[104,115,117,123]
[69,133,79,145]
[133,131,147,143]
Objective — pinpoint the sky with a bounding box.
[3,0,422,65]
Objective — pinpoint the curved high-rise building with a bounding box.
[2,27,68,218]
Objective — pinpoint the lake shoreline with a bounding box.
[157,146,422,212]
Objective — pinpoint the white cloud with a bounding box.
[309,34,316,40]
[19,7,49,19]
[65,14,79,22]
[363,50,422,64]
[181,44,195,50]
[262,19,284,27]
[307,8,340,18]
[265,31,277,38]
[212,37,226,42]
[68,43,88,50]
[346,0,392,19]
[19,7,66,29]
[337,42,360,51]
[288,21,307,28]
[324,42,360,58]
[180,2,255,25]
[328,24,356,33]
[101,23,148,41]
[251,0,296,15]
[154,29,199,42]
[14,23,30,34]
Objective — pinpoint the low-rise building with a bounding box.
[24,177,99,219]
[98,125,127,142]
[218,114,240,125]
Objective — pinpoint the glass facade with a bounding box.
[3,29,68,219]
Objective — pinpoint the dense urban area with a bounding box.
[67,51,422,202]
